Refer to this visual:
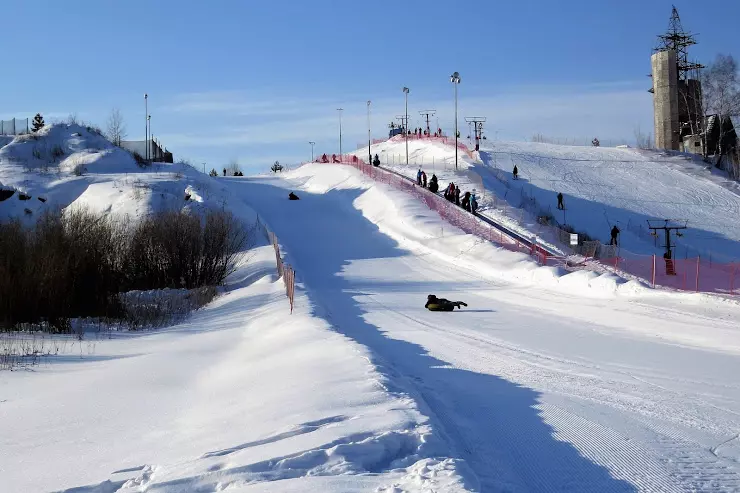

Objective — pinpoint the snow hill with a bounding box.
[4,130,740,491]
[354,138,740,263]
[0,124,228,224]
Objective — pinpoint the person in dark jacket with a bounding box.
[223,168,226,176]
[557,192,564,210]
[454,186,461,206]
[471,192,478,213]
[417,168,422,185]
[513,165,519,180]
[461,191,471,211]
[429,174,439,193]
[288,192,300,200]
[422,171,427,188]
[425,294,468,311]
[373,154,380,167]
[610,225,620,246]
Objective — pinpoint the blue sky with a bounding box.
[1,1,738,173]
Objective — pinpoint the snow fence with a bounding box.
[256,216,296,313]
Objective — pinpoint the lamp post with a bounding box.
[337,108,343,156]
[309,141,315,162]
[144,93,148,162]
[450,71,461,171]
[403,87,409,166]
[367,100,372,165]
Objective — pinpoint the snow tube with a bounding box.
[426,303,455,312]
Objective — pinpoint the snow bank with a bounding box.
[0,123,242,223]
[1,240,469,492]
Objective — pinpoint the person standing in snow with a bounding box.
[513,165,519,180]
[373,154,380,167]
[222,168,226,176]
[471,192,478,213]
[454,186,461,206]
[461,191,471,211]
[429,174,439,193]
[557,192,564,210]
[417,169,422,185]
[422,171,427,188]
[610,225,620,246]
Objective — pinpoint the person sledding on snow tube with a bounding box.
[425,294,468,311]
[288,192,300,200]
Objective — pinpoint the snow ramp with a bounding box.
[220,162,740,492]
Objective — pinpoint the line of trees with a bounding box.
[0,208,248,332]
[701,54,740,176]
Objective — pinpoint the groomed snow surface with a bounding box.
[4,129,740,491]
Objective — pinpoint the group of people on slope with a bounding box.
[416,169,478,214]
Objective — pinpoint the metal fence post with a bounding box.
[651,254,656,288]
[695,257,700,292]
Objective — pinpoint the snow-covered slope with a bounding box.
[6,134,740,491]
[215,162,740,492]
[0,130,470,492]
[1,244,467,492]
[354,138,740,263]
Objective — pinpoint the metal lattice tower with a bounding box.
[419,110,436,134]
[654,6,704,81]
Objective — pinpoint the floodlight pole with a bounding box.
[367,100,372,164]
[451,72,461,171]
[403,87,409,166]
[144,93,148,162]
[337,108,343,156]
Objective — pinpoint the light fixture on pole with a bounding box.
[144,93,148,162]
[337,108,343,156]
[402,87,409,166]
[450,71,461,171]
[309,141,315,162]
[367,100,371,165]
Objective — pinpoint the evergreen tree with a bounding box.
[31,113,44,133]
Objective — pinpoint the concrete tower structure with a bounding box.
[650,7,704,152]
[652,50,680,150]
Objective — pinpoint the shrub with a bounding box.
[0,208,247,332]
[51,144,65,161]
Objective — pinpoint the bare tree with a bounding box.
[226,159,241,176]
[106,108,127,147]
[702,54,740,168]
[634,125,654,149]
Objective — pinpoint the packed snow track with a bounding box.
[224,164,740,492]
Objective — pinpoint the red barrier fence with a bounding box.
[604,253,738,295]
[325,154,553,266]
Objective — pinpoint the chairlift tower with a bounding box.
[395,115,409,132]
[465,117,486,151]
[419,110,436,134]
[647,219,688,256]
